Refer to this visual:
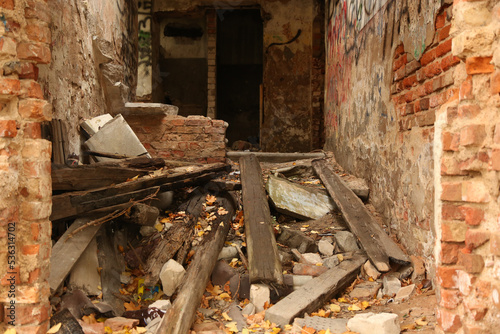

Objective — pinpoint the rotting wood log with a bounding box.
[156,192,236,334]
[312,159,410,272]
[265,253,367,326]
[50,308,85,334]
[84,150,136,160]
[227,151,325,163]
[49,218,102,294]
[51,163,229,221]
[240,154,283,285]
[120,203,159,226]
[52,165,148,191]
[87,156,166,170]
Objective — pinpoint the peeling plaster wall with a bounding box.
[324,0,446,270]
[38,0,138,155]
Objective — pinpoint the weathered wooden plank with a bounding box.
[156,193,236,334]
[49,218,102,294]
[312,159,410,272]
[240,154,283,285]
[228,151,325,163]
[265,253,367,326]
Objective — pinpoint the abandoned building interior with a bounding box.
[0,0,499,332]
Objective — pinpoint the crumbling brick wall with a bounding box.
[435,0,500,332]
[125,114,227,163]
[0,0,52,332]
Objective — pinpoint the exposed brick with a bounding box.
[441,54,460,72]
[458,104,480,119]
[447,106,458,122]
[462,180,490,203]
[459,124,486,146]
[0,36,17,56]
[436,39,452,58]
[437,308,462,333]
[441,182,462,201]
[394,66,406,81]
[492,70,500,94]
[23,122,42,139]
[439,288,461,309]
[442,156,467,176]
[185,116,211,127]
[405,103,414,115]
[25,23,51,44]
[490,233,500,256]
[464,299,488,321]
[20,201,51,220]
[458,270,475,296]
[18,99,52,121]
[16,283,50,304]
[19,62,39,80]
[459,76,473,101]
[465,57,494,74]
[421,49,436,66]
[419,97,430,110]
[20,80,44,99]
[475,280,491,298]
[0,120,18,138]
[0,78,21,96]
[440,242,463,264]
[0,0,14,9]
[402,74,417,89]
[8,303,50,326]
[442,132,460,151]
[442,204,465,221]
[395,44,405,57]
[24,0,50,23]
[458,253,484,273]
[393,53,407,71]
[492,149,500,170]
[425,62,442,79]
[17,43,51,64]
[436,11,447,29]
[439,25,452,41]
[442,221,467,242]
[415,110,435,127]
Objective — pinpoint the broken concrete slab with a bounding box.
[395,284,416,303]
[250,284,270,313]
[283,274,314,290]
[122,102,179,116]
[80,114,113,137]
[277,229,317,253]
[159,259,186,296]
[300,253,323,265]
[323,256,340,269]
[266,175,336,220]
[293,263,328,277]
[265,253,366,327]
[242,302,256,316]
[362,260,381,280]
[318,237,335,257]
[334,231,360,252]
[382,276,401,297]
[68,238,101,296]
[347,313,399,334]
[349,281,381,300]
[293,316,348,334]
[84,114,150,162]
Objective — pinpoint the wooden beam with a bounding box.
[265,253,367,327]
[49,218,102,294]
[240,154,283,285]
[156,192,236,334]
[312,159,410,272]
[227,151,326,163]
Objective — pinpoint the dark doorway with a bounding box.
[216,9,263,147]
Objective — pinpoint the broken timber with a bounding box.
[312,159,410,272]
[51,163,228,221]
[228,151,325,163]
[157,192,236,334]
[49,218,102,294]
[240,154,283,285]
[265,253,367,326]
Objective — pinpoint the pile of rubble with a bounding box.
[47,115,435,334]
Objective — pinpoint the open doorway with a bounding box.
[216,9,263,147]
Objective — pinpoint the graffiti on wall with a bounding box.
[137,0,153,97]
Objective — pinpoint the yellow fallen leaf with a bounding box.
[47,324,62,334]
[415,317,428,326]
[161,217,171,223]
[222,312,232,321]
[218,207,229,215]
[198,231,205,237]
[105,327,113,334]
[315,263,323,266]
[242,329,250,334]
[154,222,164,232]
[361,301,370,310]
[337,254,344,262]
[302,225,310,228]
[330,304,341,312]
[284,325,293,331]
[348,304,361,311]
[401,323,416,331]
[3,329,16,334]
[219,292,231,300]
[338,297,349,303]
[225,322,238,333]
[271,327,281,334]
[206,194,217,205]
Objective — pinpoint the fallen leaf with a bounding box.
[415,317,428,326]
[360,301,370,310]
[124,301,141,311]
[301,326,315,334]
[330,304,341,312]
[154,222,164,232]
[47,323,62,334]
[206,194,217,205]
[218,207,229,215]
[348,304,361,311]
[271,327,281,334]
[337,254,344,262]
[225,322,238,333]
[222,312,232,321]
[82,313,97,324]
[338,297,349,303]
[401,323,416,331]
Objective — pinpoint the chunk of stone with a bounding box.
[78,320,105,334]
[347,312,399,334]
[140,225,156,237]
[293,316,349,334]
[397,265,414,280]
[242,302,256,316]
[410,255,426,283]
[323,256,340,269]
[334,231,360,252]
[349,281,381,300]
[211,260,237,287]
[283,274,314,290]
[363,260,381,280]
[159,259,186,296]
[250,284,270,313]
[279,250,293,266]
[318,238,335,257]
[301,253,323,265]
[218,246,238,260]
[382,276,401,297]
[395,284,416,303]
[149,299,171,311]
[277,229,317,253]
[266,175,336,220]
[104,317,139,332]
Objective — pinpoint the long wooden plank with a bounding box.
[240,154,283,285]
[157,193,236,334]
[312,159,410,272]
[49,218,102,294]
[265,253,367,327]
[228,151,325,163]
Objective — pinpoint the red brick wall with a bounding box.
[0,0,52,332]
[436,0,500,332]
[393,3,459,132]
[125,115,227,163]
